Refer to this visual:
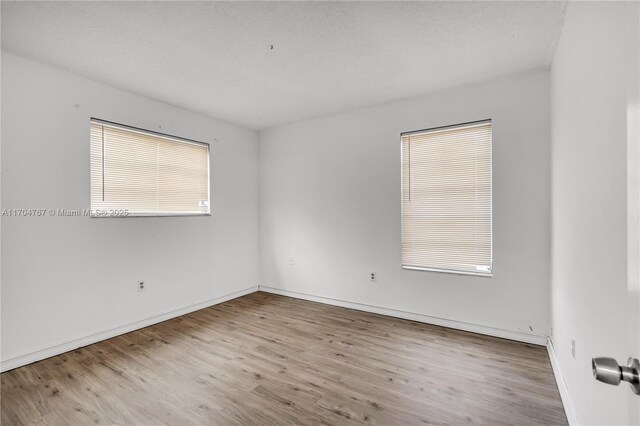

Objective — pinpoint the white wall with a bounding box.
[551,2,639,425]
[0,52,259,368]
[259,72,551,340]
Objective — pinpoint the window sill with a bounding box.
[402,265,493,278]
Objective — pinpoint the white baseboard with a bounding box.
[547,338,579,425]
[259,285,548,346]
[0,285,259,373]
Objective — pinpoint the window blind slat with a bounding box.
[90,120,210,217]
[401,121,492,275]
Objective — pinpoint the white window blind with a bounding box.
[90,119,210,217]
[401,120,492,276]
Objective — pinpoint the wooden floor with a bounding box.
[1,292,567,425]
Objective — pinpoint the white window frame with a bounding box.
[401,119,493,277]
[90,118,211,218]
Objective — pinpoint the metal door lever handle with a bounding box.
[592,357,640,395]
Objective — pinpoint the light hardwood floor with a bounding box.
[1,292,567,425]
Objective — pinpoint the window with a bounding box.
[401,120,492,276]
[90,119,210,217]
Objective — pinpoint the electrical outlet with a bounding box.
[138,281,145,292]
[369,272,377,282]
[571,337,576,359]
[288,257,294,266]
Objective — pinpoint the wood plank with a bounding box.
[1,292,567,425]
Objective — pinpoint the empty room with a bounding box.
[1,1,639,425]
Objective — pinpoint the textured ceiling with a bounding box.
[1,1,567,130]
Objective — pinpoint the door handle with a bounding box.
[592,357,640,395]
